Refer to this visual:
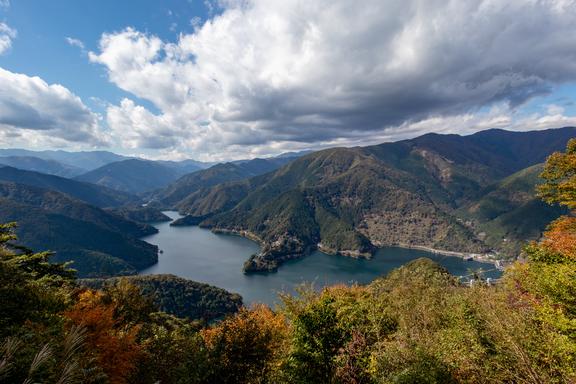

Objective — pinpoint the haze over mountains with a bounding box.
[0,127,573,276]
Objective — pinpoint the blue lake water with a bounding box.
[141,212,501,306]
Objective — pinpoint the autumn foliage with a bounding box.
[65,290,142,384]
[2,139,576,383]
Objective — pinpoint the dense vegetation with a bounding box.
[168,128,574,272]
[153,157,295,207]
[1,138,575,383]
[80,274,242,321]
[107,206,172,224]
[0,166,139,208]
[458,164,566,257]
[0,182,158,277]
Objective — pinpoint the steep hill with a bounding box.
[0,182,158,277]
[75,159,185,194]
[174,127,575,272]
[0,156,84,177]
[80,274,242,321]
[107,206,172,224]
[0,166,139,207]
[458,164,565,257]
[154,157,293,207]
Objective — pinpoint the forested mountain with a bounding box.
[75,159,188,194]
[0,182,158,277]
[457,164,566,257]
[0,155,84,177]
[1,137,575,384]
[153,157,295,207]
[80,274,242,321]
[107,206,172,224]
[166,128,575,272]
[0,166,139,207]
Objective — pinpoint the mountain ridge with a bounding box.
[165,127,575,272]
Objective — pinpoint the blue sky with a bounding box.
[0,0,575,161]
[0,0,211,114]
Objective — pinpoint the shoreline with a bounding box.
[209,227,498,267]
[158,212,500,269]
[395,244,497,266]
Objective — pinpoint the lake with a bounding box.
[140,212,501,306]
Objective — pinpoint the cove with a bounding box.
[140,212,501,306]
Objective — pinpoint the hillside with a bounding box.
[1,139,575,384]
[154,157,293,207]
[75,159,186,194]
[0,155,84,177]
[80,274,242,321]
[108,206,172,223]
[172,128,575,272]
[0,166,139,208]
[0,182,158,277]
[458,164,565,257]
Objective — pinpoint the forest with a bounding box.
[1,140,575,383]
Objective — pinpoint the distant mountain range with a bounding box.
[0,148,129,173]
[0,128,573,276]
[158,127,575,272]
[0,156,85,177]
[74,159,197,194]
[0,148,214,182]
[0,166,139,207]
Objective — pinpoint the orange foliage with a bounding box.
[65,290,142,384]
[201,304,287,348]
[541,216,576,260]
[201,304,288,380]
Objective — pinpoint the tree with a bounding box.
[65,290,142,384]
[283,293,348,384]
[538,138,576,210]
[200,305,288,384]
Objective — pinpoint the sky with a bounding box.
[0,0,576,161]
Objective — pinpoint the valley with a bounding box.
[140,212,501,306]
[0,127,570,280]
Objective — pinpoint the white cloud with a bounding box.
[89,0,576,159]
[0,0,9,9]
[0,23,16,55]
[65,36,85,51]
[0,67,106,147]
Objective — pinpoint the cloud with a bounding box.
[0,67,106,147]
[90,0,576,159]
[65,36,86,51]
[0,23,16,55]
[0,0,9,9]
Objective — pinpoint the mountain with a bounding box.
[153,157,294,208]
[108,206,172,223]
[0,182,158,277]
[274,150,314,159]
[458,164,565,257]
[157,159,213,172]
[75,159,188,194]
[0,156,84,177]
[80,274,242,321]
[0,166,139,208]
[171,127,575,272]
[0,148,129,171]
